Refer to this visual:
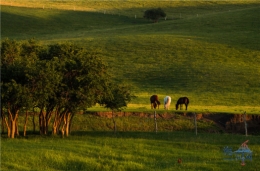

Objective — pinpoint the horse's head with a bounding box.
[176,104,178,110]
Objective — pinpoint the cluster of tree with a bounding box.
[143,8,166,23]
[1,39,135,138]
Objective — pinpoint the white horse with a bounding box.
[164,96,171,110]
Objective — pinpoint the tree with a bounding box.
[27,58,62,135]
[1,39,34,138]
[99,83,135,133]
[1,40,112,138]
[46,43,113,137]
[143,8,166,23]
[1,39,134,138]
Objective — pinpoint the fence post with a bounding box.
[194,113,197,135]
[244,111,247,136]
[154,111,157,133]
[112,110,117,134]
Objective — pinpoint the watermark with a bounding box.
[223,140,253,166]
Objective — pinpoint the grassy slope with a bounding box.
[1,1,260,113]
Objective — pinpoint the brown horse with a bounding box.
[176,97,189,110]
[150,95,160,109]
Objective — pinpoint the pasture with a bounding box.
[1,1,260,170]
[1,0,260,113]
[1,130,260,171]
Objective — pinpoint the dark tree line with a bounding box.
[1,39,134,138]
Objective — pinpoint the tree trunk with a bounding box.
[3,116,10,137]
[5,118,11,137]
[61,122,65,138]
[52,115,59,135]
[52,108,66,135]
[52,123,58,135]
[61,113,67,138]
[39,109,48,135]
[11,119,16,138]
[45,111,52,135]
[7,109,19,138]
[38,108,53,135]
[45,105,54,135]
[65,113,71,137]
[65,112,73,137]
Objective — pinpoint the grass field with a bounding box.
[1,1,260,113]
[1,1,260,170]
[1,131,260,171]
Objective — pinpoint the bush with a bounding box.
[143,8,166,22]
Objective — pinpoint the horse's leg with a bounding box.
[185,104,188,110]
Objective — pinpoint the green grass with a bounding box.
[1,1,260,113]
[1,131,260,171]
[1,2,260,171]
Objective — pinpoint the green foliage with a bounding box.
[99,83,136,111]
[1,39,125,137]
[45,42,113,110]
[1,39,37,110]
[143,8,166,22]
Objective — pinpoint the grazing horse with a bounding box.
[164,96,171,110]
[176,97,189,110]
[150,95,160,109]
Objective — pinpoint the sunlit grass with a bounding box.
[1,132,260,171]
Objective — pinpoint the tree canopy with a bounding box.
[1,39,134,138]
[99,83,135,111]
[143,8,166,23]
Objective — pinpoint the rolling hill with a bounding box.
[1,1,260,113]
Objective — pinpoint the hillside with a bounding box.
[1,1,260,113]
